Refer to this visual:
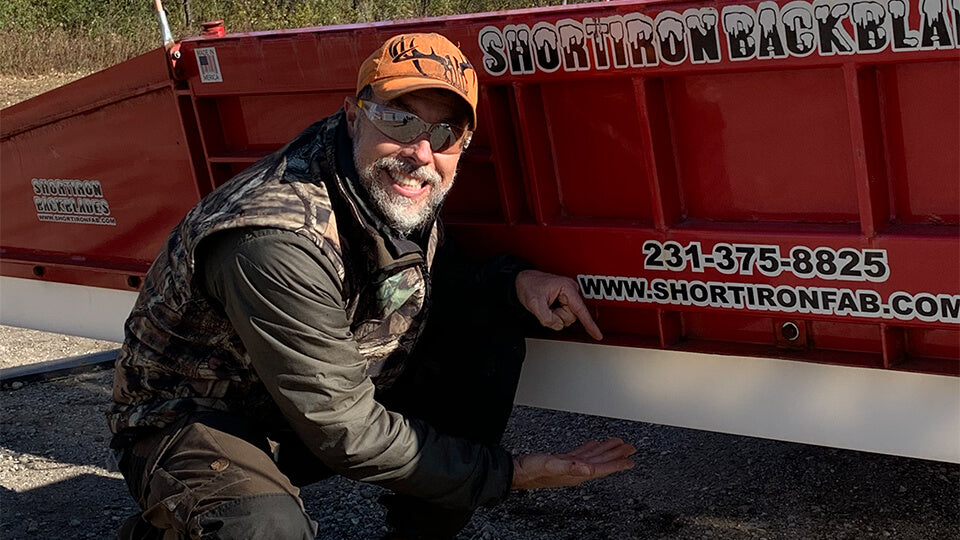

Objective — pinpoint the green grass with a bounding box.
[0,0,581,76]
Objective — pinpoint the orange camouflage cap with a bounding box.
[357,33,478,128]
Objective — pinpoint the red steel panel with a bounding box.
[1,48,173,137]
[541,78,652,221]
[443,156,504,220]
[683,311,776,345]
[2,86,201,268]
[885,61,960,224]
[809,320,884,354]
[670,68,859,222]
[216,93,345,153]
[2,0,957,374]
[908,328,960,360]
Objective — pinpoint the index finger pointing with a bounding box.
[562,290,603,341]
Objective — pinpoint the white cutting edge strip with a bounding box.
[0,276,137,343]
[517,339,960,463]
[3,276,958,462]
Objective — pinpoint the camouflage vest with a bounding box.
[108,111,438,434]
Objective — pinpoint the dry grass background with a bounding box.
[0,0,579,77]
[0,71,89,108]
[0,1,586,110]
[0,28,154,78]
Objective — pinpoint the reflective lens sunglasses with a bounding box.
[356,99,472,154]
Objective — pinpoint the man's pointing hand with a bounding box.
[515,270,603,340]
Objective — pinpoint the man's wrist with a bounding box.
[511,456,521,489]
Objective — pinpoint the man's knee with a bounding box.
[118,412,312,538]
[119,493,317,540]
[194,493,317,539]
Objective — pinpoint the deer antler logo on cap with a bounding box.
[388,37,474,96]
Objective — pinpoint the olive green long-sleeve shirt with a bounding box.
[198,226,522,509]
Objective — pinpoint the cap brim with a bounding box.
[372,77,477,129]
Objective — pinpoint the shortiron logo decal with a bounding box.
[479,0,958,75]
[388,37,475,96]
[31,178,116,226]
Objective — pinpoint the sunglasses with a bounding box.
[356,99,472,154]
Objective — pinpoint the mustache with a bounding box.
[373,157,442,186]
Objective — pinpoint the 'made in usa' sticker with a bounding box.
[195,47,223,83]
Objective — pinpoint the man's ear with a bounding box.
[344,98,359,138]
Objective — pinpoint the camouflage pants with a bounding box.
[115,308,526,539]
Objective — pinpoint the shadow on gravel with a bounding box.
[472,406,960,540]
[507,498,684,538]
[0,372,115,470]
[0,474,137,540]
[687,445,960,537]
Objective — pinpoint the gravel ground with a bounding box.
[0,324,958,539]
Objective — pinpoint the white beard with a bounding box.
[355,154,454,236]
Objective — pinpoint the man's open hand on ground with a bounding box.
[512,438,637,489]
